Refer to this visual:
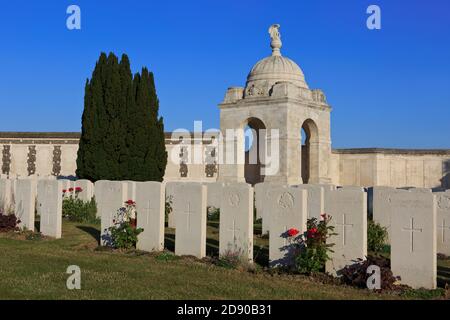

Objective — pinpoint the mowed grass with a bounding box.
[0,221,441,300]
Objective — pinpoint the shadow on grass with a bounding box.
[437,265,450,288]
[207,221,219,228]
[164,232,220,257]
[165,232,175,252]
[254,245,269,267]
[77,225,100,244]
[253,223,262,236]
[164,221,269,267]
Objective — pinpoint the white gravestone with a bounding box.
[268,185,307,268]
[15,179,37,231]
[205,182,224,210]
[295,184,324,220]
[256,182,283,235]
[174,183,207,258]
[435,192,450,256]
[372,186,402,242]
[325,189,367,275]
[0,178,12,212]
[125,181,136,201]
[39,180,63,238]
[390,190,436,289]
[75,179,94,202]
[337,186,365,192]
[95,181,128,246]
[219,183,254,261]
[316,184,336,191]
[135,182,165,252]
[399,187,431,193]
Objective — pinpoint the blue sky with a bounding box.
[0,0,449,148]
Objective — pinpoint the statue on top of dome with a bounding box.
[268,24,282,56]
[268,24,281,41]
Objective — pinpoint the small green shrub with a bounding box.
[368,220,388,253]
[155,251,179,262]
[63,197,98,224]
[216,251,242,269]
[294,214,336,274]
[62,187,99,224]
[24,230,43,241]
[107,200,143,249]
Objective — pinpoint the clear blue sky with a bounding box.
[0,0,449,148]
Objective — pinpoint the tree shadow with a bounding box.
[206,238,219,257]
[163,221,269,266]
[164,233,175,252]
[253,223,263,236]
[269,232,299,268]
[253,244,269,267]
[441,160,450,190]
[76,225,100,244]
[207,221,219,228]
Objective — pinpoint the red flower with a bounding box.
[68,188,74,192]
[62,189,67,193]
[287,228,299,237]
[307,228,319,238]
[125,200,136,206]
[75,187,83,193]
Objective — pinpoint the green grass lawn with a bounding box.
[0,220,447,300]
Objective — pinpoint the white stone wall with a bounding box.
[1,134,449,189]
[332,151,450,188]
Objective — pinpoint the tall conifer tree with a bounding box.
[76,52,167,181]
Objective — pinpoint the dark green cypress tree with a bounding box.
[126,68,167,181]
[76,52,167,182]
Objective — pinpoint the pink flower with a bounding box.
[75,187,83,193]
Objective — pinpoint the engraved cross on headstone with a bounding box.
[183,202,194,231]
[336,214,353,246]
[438,219,450,243]
[143,200,158,225]
[402,217,423,252]
[227,219,240,247]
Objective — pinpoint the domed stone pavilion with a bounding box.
[218,24,332,185]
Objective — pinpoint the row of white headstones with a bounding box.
[1,177,449,290]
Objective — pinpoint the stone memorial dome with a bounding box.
[245,24,309,95]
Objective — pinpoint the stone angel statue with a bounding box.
[268,24,281,42]
[268,24,282,55]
